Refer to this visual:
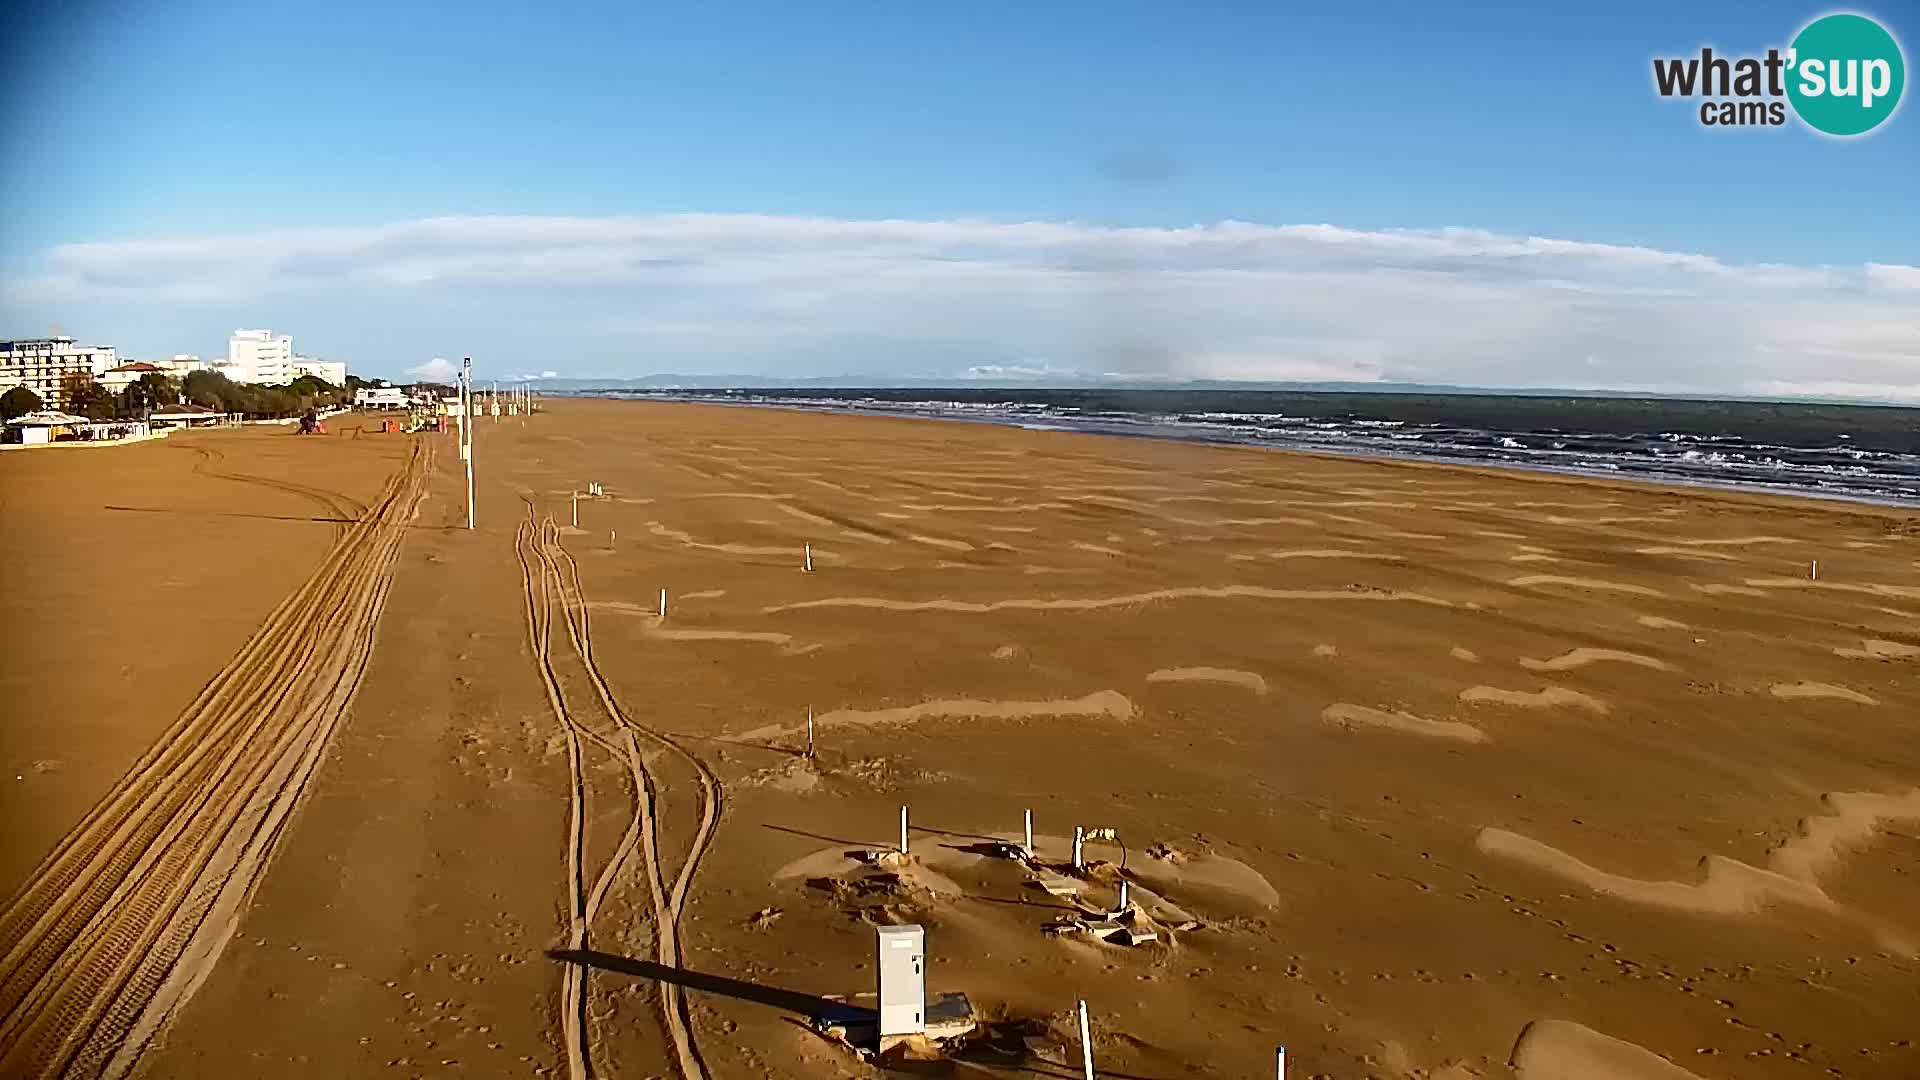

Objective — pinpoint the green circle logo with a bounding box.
[1787,13,1906,136]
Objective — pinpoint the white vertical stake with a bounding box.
[1023,809,1033,857]
[571,492,578,528]
[1072,825,1084,870]
[610,529,616,550]
[1116,880,1129,913]
[899,805,909,855]
[1811,560,1818,581]
[806,706,815,758]
[659,588,668,618]
[1077,999,1094,1080]
[804,544,813,572]
[1276,1045,1287,1079]
[462,357,474,531]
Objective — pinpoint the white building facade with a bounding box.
[356,386,408,408]
[98,362,165,393]
[1,337,116,408]
[227,329,294,384]
[291,357,348,386]
[152,354,205,379]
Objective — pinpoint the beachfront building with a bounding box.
[227,329,294,385]
[148,403,225,430]
[152,354,205,379]
[291,357,348,386]
[98,361,165,393]
[1,338,117,409]
[3,410,89,445]
[356,385,408,409]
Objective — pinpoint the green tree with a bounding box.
[253,387,294,417]
[1,385,44,420]
[63,375,120,421]
[121,372,180,416]
[182,369,241,412]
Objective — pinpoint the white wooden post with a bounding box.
[1811,560,1818,581]
[804,544,813,572]
[1276,1046,1287,1079]
[806,706,815,758]
[659,588,668,618]
[1077,999,1094,1080]
[1073,825,1084,869]
[899,805,909,855]
[1116,880,1129,913]
[1024,808,1033,857]
[461,358,474,531]
[571,491,578,528]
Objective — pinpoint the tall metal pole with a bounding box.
[463,356,475,531]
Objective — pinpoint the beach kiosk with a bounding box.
[4,411,88,445]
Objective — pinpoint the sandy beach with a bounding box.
[4,398,1917,1079]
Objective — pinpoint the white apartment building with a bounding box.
[152,354,205,378]
[98,362,165,393]
[1,337,117,408]
[291,357,348,386]
[227,329,294,384]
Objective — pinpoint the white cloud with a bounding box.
[3,213,1916,393]
[961,362,1084,380]
[408,357,457,382]
[1865,263,1920,291]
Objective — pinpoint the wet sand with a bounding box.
[6,398,1919,1078]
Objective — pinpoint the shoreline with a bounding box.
[604,394,1920,516]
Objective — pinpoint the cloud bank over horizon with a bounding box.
[3,213,1916,400]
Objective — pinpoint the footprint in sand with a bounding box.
[1145,667,1268,695]
[1770,682,1878,705]
[1321,703,1488,743]
[1460,686,1608,714]
[1519,648,1673,673]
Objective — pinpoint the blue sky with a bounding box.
[2,0,1915,395]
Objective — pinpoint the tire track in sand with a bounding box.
[0,439,431,1080]
[516,506,718,1080]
